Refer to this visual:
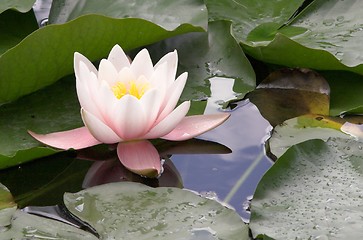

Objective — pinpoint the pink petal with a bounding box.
[130,49,154,79]
[143,101,190,139]
[161,113,231,141]
[107,44,130,71]
[81,108,122,144]
[117,140,161,178]
[28,127,101,150]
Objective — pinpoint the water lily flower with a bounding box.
[29,44,230,177]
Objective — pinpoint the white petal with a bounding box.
[96,80,118,124]
[75,62,103,119]
[117,67,136,83]
[154,50,178,82]
[74,52,97,80]
[81,108,122,144]
[112,95,148,140]
[149,62,169,95]
[107,44,130,71]
[156,72,188,124]
[143,101,190,139]
[98,59,118,87]
[130,49,154,79]
[140,88,163,130]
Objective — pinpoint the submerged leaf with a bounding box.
[248,68,330,126]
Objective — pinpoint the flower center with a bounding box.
[112,81,149,99]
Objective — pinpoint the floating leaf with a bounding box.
[49,0,208,31]
[321,71,363,116]
[64,182,249,239]
[0,15,204,104]
[0,0,35,13]
[250,138,363,239]
[0,77,80,169]
[207,0,363,74]
[268,114,350,158]
[0,183,16,227]
[0,10,38,55]
[0,210,97,239]
[247,68,330,126]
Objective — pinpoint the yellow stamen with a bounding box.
[112,81,149,99]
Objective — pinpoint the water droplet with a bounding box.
[336,16,345,22]
[323,19,334,26]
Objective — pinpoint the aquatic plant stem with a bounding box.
[223,149,265,204]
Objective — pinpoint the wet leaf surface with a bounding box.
[251,138,363,239]
[49,0,207,31]
[207,0,363,74]
[0,0,36,13]
[64,182,249,240]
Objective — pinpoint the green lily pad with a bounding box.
[0,210,98,239]
[0,15,204,104]
[0,77,80,169]
[49,0,208,31]
[64,182,249,239]
[207,0,363,74]
[0,9,38,55]
[268,114,351,158]
[0,183,16,227]
[250,138,363,239]
[0,0,35,13]
[321,71,363,116]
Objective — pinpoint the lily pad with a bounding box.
[0,77,80,169]
[0,183,16,227]
[0,0,35,13]
[207,0,363,74]
[49,0,208,31]
[64,182,249,239]
[268,114,351,158]
[247,68,330,126]
[0,210,98,239]
[250,138,363,239]
[0,14,204,104]
[0,10,38,55]
[321,71,363,116]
